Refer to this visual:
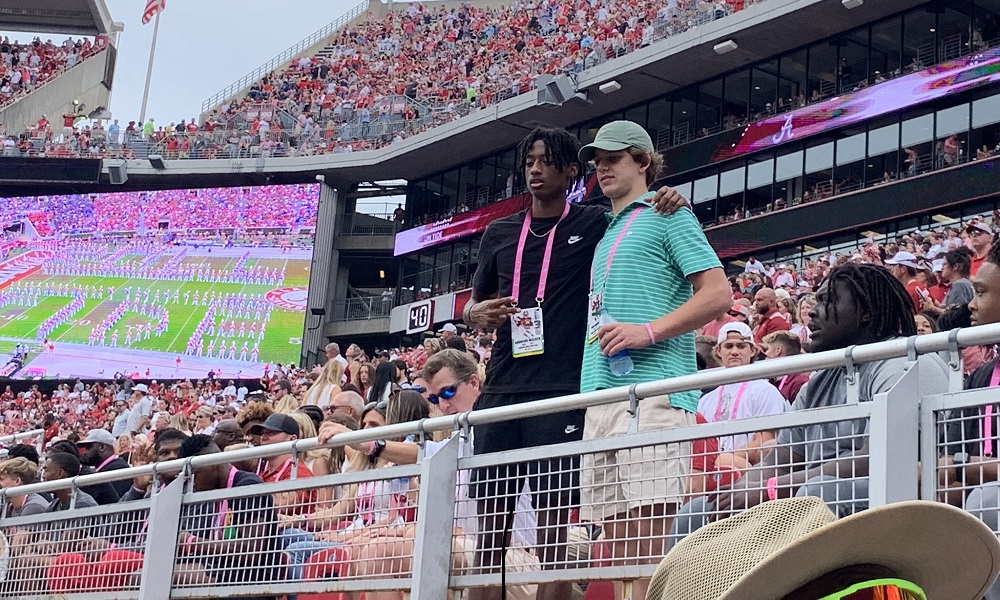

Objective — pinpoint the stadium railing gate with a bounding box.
[0,326,999,598]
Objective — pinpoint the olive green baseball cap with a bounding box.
[579,120,655,162]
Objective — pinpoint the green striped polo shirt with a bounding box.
[581,192,723,412]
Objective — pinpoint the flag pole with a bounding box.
[138,7,162,125]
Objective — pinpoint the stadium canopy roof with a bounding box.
[0,0,114,37]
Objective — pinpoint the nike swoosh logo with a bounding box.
[568,236,583,244]
[565,425,579,434]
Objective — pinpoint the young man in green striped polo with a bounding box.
[578,120,730,600]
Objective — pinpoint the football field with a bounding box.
[0,248,312,379]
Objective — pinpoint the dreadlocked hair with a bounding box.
[823,263,917,339]
[515,127,586,187]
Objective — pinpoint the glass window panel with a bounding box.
[871,17,902,80]
[698,79,724,136]
[747,157,774,188]
[750,61,778,118]
[973,93,1000,127]
[806,141,834,173]
[836,132,866,164]
[694,174,719,204]
[808,41,837,101]
[672,89,698,145]
[903,9,937,70]
[869,122,900,155]
[775,149,803,182]
[647,99,672,151]
[938,6,973,60]
[779,49,808,110]
[625,105,647,129]
[839,29,870,91]
[723,69,751,129]
[719,166,746,195]
[902,113,934,146]
[973,0,1000,50]
[937,104,970,137]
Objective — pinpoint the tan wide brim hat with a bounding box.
[649,497,1000,600]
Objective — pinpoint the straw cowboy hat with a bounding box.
[648,496,1000,600]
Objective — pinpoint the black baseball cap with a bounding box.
[261,413,299,436]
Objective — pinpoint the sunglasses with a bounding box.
[427,384,459,405]
[818,579,925,600]
[411,385,426,394]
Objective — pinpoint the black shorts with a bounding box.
[469,390,584,504]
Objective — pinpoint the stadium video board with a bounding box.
[0,184,318,380]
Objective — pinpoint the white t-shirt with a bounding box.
[697,379,788,452]
[425,434,536,548]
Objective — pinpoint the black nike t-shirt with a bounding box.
[474,202,608,395]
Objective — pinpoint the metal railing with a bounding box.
[331,296,393,321]
[339,213,396,236]
[200,0,368,114]
[1,324,999,598]
[0,428,43,456]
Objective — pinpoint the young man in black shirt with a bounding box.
[174,435,280,598]
[464,127,687,600]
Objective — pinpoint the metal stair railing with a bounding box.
[200,0,368,115]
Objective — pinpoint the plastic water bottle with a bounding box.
[599,307,634,376]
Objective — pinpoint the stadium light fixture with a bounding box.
[536,74,590,107]
[310,308,326,317]
[842,0,863,8]
[599,80,622,94]
[148,154,166,170]
[714,40,738,55]
[108,162,128,185]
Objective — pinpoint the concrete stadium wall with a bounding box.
[0,50,112,132]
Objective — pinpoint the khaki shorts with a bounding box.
[580,394,695,522]
[453,536,539,600]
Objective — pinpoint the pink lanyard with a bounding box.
[714,382,749,422]
[511,202,570,307]
[777,375,790,395]
[591,206,645,291]
[985,362,1000,456]
[214,466,239,537]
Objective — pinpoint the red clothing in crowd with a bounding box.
[773,372,811,404]
[43,422,59,450]
[972,252,989,277]
[754,311,791,344]
[702,316,735,340]
[904,280,924,313]
[258,457,317,514]
[927,283,948,304]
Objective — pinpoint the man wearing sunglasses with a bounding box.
[463,127,688,600]
[325,390,364,422]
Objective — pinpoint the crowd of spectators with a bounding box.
[3,0,762,160]
[0,36,106,112]
[0,185,318,236]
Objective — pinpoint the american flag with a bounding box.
[142,0,166,24]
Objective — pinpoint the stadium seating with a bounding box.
[5,0,756,159]
[0,36,107,114]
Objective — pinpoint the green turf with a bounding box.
[1,255,310,365]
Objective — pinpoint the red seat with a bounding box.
[298,547,352,600]
[583,581,615,600]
